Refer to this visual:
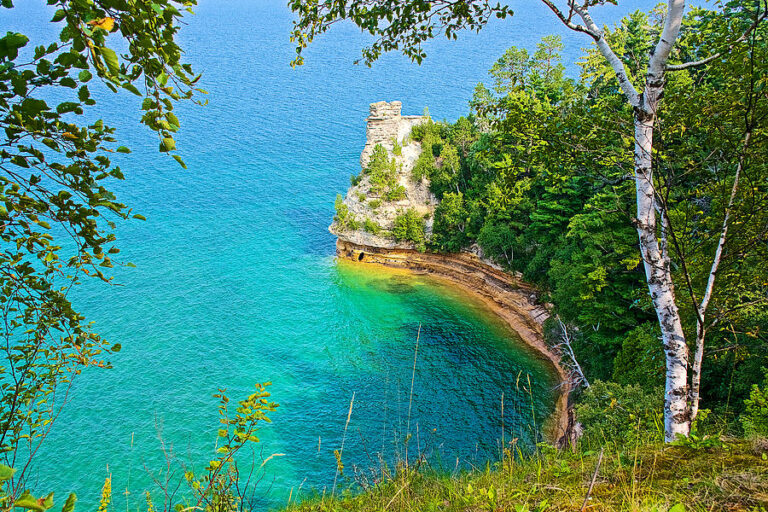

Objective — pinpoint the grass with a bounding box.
[281,439,768,512]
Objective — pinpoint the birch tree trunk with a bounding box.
[562,0,692,441]
[689,130,751,422]
[634,104,691,441]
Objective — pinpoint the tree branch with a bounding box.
[540,0,596,38]
[566,1,642,107]
[667,6,768,71]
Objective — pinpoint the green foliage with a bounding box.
[384,184,406,202]
[392,208,426,251]
[411,150,434,182]
[431,192,468,252]
[741,369,768,438]
[334,194,360,231]
[367,199,382,210]
[612,323,665,390]
[290,0,512,66]
[182,383,278,512]
[0,0,203,492]
[282,437,765,512]
[575,381,664,448]
[363,218,382,235]
[364,144,402,202]
[410,118,445,144]
[449,117,478,157]
[392,138,402,156]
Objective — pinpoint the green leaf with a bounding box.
[98,47,120,75]
[122,83,142,96]
[160,137,176,152]
[78,70,92,82]
[116,146,131,154]
[133,214,146,221]
[51,9,66,22]
[61,493,76,512]
[166,112,180,129]
[668,505,686,512]
[1,32,29,51]
[111,343,121,352]
[14,491,47,512]
[56,102,80,114]
[0,464,15,481]
[172,154,187,169]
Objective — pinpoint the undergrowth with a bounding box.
[282,439,768,512]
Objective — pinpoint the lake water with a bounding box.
[2,0,654,508]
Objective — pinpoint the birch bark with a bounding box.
[565,0,692,440]
[689,130,751,421]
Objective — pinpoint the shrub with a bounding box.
[432,191,468,252]
[350,173,362,186]
[575,380,664,448]
[393,208,426,251]
[365,144,402,200]
[612,323,665,390]
[364,218,382,235]
[334,194,360,231]
[412,150,434,182]
[392,138,402,156]
[368,199,382,209]
[357,192,367,202]
[410,117,444,143]
[741,368,768,438]
[385,184,406,202]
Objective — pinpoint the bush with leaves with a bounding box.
[180,383,278,512]
[334,194,360,231]
[741,369,768,438]
[0,0,203,499]
[411,150,435,182]
[364,144,400,200]
[612,323,665,390]
[392,208,426,251]
[575,381,664,448]
[431,191,468,252]
[363,218,382,235]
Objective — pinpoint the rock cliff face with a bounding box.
[329,101,435,249]
[331,101,571,445]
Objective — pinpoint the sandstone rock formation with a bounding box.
[329,101,435,249]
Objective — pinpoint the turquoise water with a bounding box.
[2,0,654,508]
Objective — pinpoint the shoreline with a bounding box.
[335,239,572,446]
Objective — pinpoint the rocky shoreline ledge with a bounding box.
[331,101,573,445]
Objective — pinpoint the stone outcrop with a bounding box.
[360,101,427,168]
[331,101,571,445]
[329,101,435,249]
